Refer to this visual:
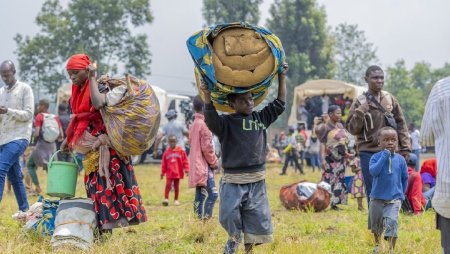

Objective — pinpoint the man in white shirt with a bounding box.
[421,76,450,253]
[0,60,34,212]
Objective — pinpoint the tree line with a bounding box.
[15,0,450,127]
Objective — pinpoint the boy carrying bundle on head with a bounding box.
[368,127,408,253]
[201,64,288,254]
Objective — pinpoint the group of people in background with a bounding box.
[2,58,450,253]
[272,65,445,253]
[296,93,353,130]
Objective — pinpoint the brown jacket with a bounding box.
[346,91,411,153]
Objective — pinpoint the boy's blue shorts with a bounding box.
[369,199,401,238]
[219,180,273,244]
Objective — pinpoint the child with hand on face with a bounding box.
[368,127,408,253]
[161,135,189,206]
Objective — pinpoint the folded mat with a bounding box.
[187,22,285,112]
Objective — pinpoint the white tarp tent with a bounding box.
[288,79,366,125]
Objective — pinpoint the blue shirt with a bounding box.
[369,150,408,201]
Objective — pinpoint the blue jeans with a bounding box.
[360,151,376,205]
[0,139,29,211]
[412,149,421,171]
[423,186,435,210]
[194,168,218,219]
[310,153,321,172]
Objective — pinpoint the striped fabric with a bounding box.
[99,75,161,156]
[420,77,450,218]
[222,171,266,184]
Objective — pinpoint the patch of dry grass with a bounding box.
[0,163,440,253]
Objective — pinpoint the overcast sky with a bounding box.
[1,0,449,93]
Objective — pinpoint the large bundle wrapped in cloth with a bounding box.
[187,22,285,112]
[279,181,331,212]
[99,74,161,156]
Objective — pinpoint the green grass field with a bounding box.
[0,163,440,253]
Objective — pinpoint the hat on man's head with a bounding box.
[288,125,295,133]
[407,153,418,166]
[165,109,177,119]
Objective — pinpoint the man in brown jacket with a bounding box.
[346,65,411,203]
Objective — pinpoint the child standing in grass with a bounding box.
[161,135,189,206]
[188,95,219,220]
[201,64,288,254]
[368,127,408,253]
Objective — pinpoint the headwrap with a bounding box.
[66,54,91,70]
[420,158,437,178]
[65,54,102,148]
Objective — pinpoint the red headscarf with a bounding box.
[65,54,102,148]
[420,158,437,178]
[66,54,91,70]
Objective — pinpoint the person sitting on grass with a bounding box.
[201,63,288,254]
[405,153,427,215]
[419,158,436,207]
[369,127,408,253]
[161,135,189,206]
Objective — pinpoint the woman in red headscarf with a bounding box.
[62,54,147,233]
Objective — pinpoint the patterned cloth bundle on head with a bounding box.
[187,22,285,112]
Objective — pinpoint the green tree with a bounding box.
[385,60,425,126]
[428,63,450,95]
[333,23,378,86]
[385,60,411,96]
[410,61,431,90]
[15,0,153,94]
[266,0,335,126]
[202,0,263,25]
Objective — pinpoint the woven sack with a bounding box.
[99,74,161,156]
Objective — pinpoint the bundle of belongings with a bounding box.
[279,181,332,212]
[266,147,282,163]
[98,74,161,156]
[51,199,97,250]
[187,22,285,112]
[12,197,59,236]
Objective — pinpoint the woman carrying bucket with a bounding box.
[61,54,147,234]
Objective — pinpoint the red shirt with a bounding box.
[299,130,308,141]
[407,167,426,214]
[34,112,62,129]
[161,146,189,179]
